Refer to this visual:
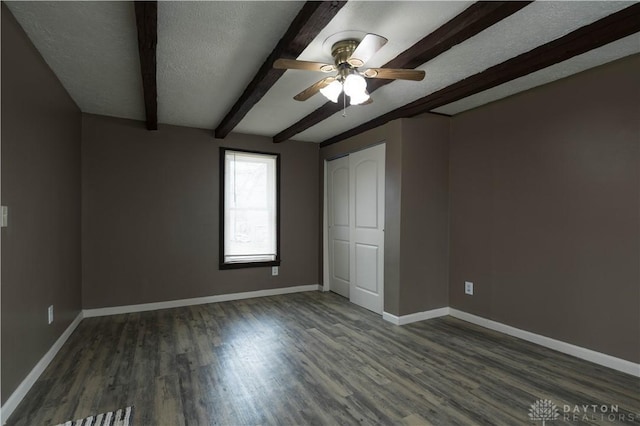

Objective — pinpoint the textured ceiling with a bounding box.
[233,1,474,137]
[5,1,144,121]
[292,1,638,142]
[156,1,305,129]
[5,1,639,143]
[432,34,640,116]
[6,1,304,128]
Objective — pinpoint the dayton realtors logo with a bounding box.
[529,399,559,425]
[528,399,639,424]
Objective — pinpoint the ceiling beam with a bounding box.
[214,1,347,139]
[321,3,640,147]
[134,1,158,131]
[272,1,532,144]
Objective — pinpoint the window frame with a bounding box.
[219,147,281,270]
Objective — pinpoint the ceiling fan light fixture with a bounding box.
[343,73,367,98]
[349,90,370,106]
[320,80,342,103]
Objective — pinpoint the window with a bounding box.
[220,148,280,268]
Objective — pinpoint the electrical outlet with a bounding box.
[465,281,474,295]
[272,266,279,276]
[48,305,54,324]
[1,206,8,228]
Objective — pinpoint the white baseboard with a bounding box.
[83,284,321,318]
[382,306,639,377]
[383,307,450,325]
[1,312,84,425]
[449,308,640,378]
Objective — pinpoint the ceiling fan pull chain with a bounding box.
[342,92,347,117]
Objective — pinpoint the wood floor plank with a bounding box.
[7,291,639,425]
[154,375,186,426]
[402,413,432,426]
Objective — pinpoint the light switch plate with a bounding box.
[272,266,279,276]
[1,206,7,228]
[48,305,54,324]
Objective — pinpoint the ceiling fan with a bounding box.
[274,33,425,106]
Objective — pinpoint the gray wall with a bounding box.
[1,4,82,403]
[399,116,450,314]
[320,115,450,316]
[81,114,319,308]
[449,54,640,363]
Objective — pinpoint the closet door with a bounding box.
[327,155,350,298]
[348,144,385,314]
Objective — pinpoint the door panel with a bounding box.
[349,144,385,314]
[327,156,350,298]
[354,160,379,229]
[332,167,349,226]
[355,243,378,294]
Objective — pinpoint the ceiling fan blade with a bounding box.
[362,68,425,81]
[274,58,336,73]
[347,34,388,67]
[294,77,337,101]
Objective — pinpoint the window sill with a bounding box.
[219,260,281,270]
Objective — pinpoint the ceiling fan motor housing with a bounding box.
[331,39,360,66]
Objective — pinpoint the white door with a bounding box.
[349,144,385,314]
[327,155,350,298]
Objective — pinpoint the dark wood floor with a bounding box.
[8,291,640,425]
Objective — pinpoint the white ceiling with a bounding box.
[5,1,145,121]
[292,1,639,142]
[156,1,305,130]
[235,1,473,137]
[5,1,640,143]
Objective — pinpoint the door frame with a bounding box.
[322,158,330,292]
[322,143,386,309]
